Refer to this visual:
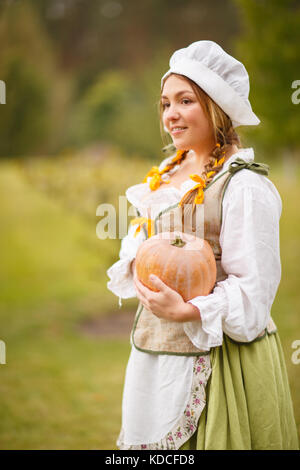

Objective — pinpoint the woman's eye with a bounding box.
[162,99,191,109]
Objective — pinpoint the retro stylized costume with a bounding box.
[106,41,299,450]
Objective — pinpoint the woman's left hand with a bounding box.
[133,271,200,323]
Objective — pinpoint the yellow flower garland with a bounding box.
[142,149,186,191]
[131,149,186,237]
[130,216,155,238]
[178,155,225,207]
[131,148,226,237]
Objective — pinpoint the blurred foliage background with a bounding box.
[0,0,299,449]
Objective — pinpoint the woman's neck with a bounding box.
[187,143,239,167]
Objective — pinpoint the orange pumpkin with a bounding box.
[135,231,217,302]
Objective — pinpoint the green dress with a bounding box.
[180,331,299,450]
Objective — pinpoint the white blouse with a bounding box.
[106,147,282,448]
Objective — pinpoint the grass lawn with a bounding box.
[0,157,299,449]
[0,160,134,449]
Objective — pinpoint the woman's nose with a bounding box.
[165,105,180,122]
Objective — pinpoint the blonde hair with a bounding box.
[158,73,242,207]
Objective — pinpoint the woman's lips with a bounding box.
[171,127,187,136]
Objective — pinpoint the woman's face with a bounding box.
[161,74,214,153]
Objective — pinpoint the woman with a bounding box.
[107,40,299,450]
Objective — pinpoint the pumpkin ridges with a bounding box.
[162,248,180,293]
[202,260,210,295]
[204,249,216,294]
[149,246,165,291]
[135,231,216,301]
[138,243,160,292]
[175,256,184,299]
[174,255,187,300]
[180,261,190,301]
[188,253,204,300]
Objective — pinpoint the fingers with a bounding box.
[149,274,166,292]
[134,273,170,312]
[134,274,151,309]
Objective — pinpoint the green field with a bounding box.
[0,155,299,449]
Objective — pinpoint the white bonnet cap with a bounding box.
[161,40,260,128]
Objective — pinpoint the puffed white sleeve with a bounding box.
[106,219,146,303]
[183,181,282,351]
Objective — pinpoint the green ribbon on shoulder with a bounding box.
[228,157,269,176]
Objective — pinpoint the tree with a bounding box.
[0,1,71,157]
[233,0,300,167]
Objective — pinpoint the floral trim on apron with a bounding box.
[117,354,212,450]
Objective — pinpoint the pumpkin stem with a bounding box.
[170,236,186,247]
